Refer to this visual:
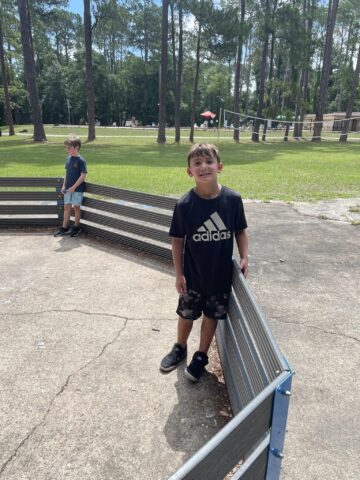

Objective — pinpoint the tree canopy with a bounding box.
[0,0,359,141]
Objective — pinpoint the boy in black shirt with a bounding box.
[54,135,87,237]
[160,143,248,381]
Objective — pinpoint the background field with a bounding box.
[0,126,359,201]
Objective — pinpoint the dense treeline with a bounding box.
[0,0,360,142]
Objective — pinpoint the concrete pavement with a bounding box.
[0,201,359,480]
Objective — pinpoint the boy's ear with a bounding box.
[217,162,223,173]
[187,167,193,177]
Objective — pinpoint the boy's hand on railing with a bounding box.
[175,275,187,294]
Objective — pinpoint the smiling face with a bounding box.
[187,155,223,184]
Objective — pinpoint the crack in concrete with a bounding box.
[0,321,128,477]
[271,316,360,344]
[0,309,172,322]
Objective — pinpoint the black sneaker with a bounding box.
[160,343,187,372]
[54,227,71,237]
[184,351,209,382]
[70,226,82,237]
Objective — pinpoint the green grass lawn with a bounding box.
[0,125,359,201]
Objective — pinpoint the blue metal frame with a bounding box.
[265,364,293,480]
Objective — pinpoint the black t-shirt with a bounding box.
[65,155,87,192]
[169,186,247,294]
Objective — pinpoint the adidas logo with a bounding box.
[192,212,231,242]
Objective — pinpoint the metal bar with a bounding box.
[0,218,58,227]
[228,294,269,394]
[85,182,177,210]
[82,224,172,261]
[231,434,269,480]
[232,261,287,372]
[265,371,293,480]
[232,271,282,377]
[55,181,63,224]
[81,210,171,244]
[169,372,289,480]
[0,205,59,214]
[82,197,172,227]
[216,321,244,414]
[220,310,254,409]
[0,177,62,187]
[0,192,60,201]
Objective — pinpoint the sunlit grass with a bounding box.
[0,126,359,201]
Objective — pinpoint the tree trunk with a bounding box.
[17,0,46,142]
[339,43,360,143]
[283,123,290,142]
[262,28,275,142]
[233,0,245,143]
[171,0,183,144]
[157,0,169,144]
[189,19,201,144]
[84,0,96,141]
[252,0,270,142]
[0,17,15,136]
[312,0,339,142]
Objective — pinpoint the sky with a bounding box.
[66,0,83,16]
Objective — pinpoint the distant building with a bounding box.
[303,113,360,131]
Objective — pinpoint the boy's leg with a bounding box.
[70,193,84,236]
[73,205,81,227]
[198,315,218,353]
[63,203,71,228]
[185,312,221,383]
[177,316,193,347]
[54,200,72,236]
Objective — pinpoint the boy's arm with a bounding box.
[67,172,87,192]
[235,229,249,278]
[172,237,187,294]
[61,173,67,194]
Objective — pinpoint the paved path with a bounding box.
[0,201,359,480]
[245,202,360,480]
[0,233,229,480]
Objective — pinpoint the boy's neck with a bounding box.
[194,183,222,199]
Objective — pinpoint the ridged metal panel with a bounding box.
[232,435,269,480]
[232,262,286,377]
[82,197,172,227]
[0,177,62,187]
[216,321,245,414]
[0,218,58,226]
[85,182,177,210]
[81,210,171,244]
[82,224,172,261]
[169,373,288,480]
[0,192,60,201]
[228,295,270,393]
[220,313,255,410]
[0,205,60,214]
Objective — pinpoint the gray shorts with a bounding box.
[176,289,229,321]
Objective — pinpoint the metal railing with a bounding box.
[0,177,63,227]
[0,178,293,479]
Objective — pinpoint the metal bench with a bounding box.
[0,178,293,479]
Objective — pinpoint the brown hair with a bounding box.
[64,135,81,150]
[187,143,220,166]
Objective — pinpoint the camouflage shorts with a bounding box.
[176,289,229,321]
